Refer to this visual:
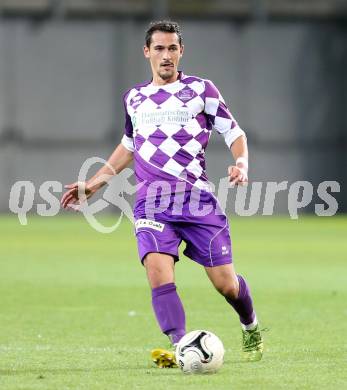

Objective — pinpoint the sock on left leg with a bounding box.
[225,275,257,329]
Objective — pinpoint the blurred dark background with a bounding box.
[0,0,346,214]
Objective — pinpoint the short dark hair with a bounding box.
[145,20,182,48]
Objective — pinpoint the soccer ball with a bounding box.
[175,330,225,374]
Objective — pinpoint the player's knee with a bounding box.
[144,253,174,288]
[216,282,239,300]
[146,267,166,287]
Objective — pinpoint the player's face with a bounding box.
[144,31,184,84]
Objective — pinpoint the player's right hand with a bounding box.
[60,181,93,211]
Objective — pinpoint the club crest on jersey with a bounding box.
[177,88,195,101]
[135,219,165,232]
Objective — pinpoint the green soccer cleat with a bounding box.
[242,324,264,362]
[151,348,178,368]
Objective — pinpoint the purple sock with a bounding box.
[225,275,256,327]
[151,282,186,344]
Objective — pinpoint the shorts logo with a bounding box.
[135,219,165,232]
[221,245,229,255]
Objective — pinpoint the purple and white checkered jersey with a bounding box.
[121,71,245,198]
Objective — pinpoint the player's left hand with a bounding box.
[228,165,248,186]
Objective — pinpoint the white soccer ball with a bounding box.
[175,330,225,374]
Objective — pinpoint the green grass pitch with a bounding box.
[0,214,346,389]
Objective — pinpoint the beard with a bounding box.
[158,67,175,80]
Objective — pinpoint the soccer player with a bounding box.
[61,21,263,367]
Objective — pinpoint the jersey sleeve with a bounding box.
[203,79,245,148]
[121,91,135,152]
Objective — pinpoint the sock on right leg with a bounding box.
[151,282,186,344]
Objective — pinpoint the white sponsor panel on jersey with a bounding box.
[135,109,190,127]
[135,219,165,232]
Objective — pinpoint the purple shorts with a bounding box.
[134,213,232,267]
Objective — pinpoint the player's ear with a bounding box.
[143,45,150,59]
[180,44,184,58]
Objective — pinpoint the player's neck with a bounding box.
[151,72,179,86]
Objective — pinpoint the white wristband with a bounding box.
[236,157,248,170]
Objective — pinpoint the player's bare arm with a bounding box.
[228,134,248,185]
[60,143,133,209]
